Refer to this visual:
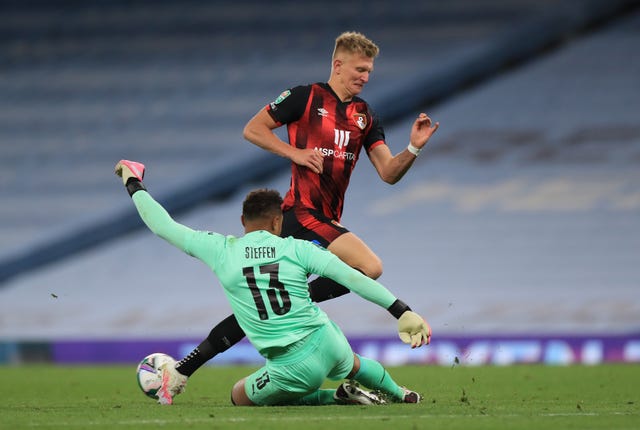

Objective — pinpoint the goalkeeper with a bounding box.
[116,160,431,406]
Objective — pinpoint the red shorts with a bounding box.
[281,207,349,248]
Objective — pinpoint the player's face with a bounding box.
[334,52,374,100]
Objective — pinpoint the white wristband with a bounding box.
[407,143,422,156]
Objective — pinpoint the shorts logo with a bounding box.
[353,113,367,130]
[331,220,344,228]
[334,129,351,149]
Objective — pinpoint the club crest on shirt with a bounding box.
[352,113,367,130]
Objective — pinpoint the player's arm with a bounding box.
[243,109,297,159]
[369,113,439,184]
[243,89,324,174]
[114,160,197,254]
[243,109,324,174]
[310,246,431,347]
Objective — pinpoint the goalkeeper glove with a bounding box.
[114,159,145,184]
[114,159,146,196]
[398,311,432,348]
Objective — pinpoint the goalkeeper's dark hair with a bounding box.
[242,189,283,221]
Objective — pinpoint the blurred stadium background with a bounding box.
[1,0,638,366]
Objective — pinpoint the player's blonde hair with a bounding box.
[332,31,379,59]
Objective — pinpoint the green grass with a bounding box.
[1,364,638,429]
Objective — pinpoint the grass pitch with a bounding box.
[1,364,638,429]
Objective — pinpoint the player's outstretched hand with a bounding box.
[398,311,431,348]
[114,160,145,185]
[410,113,439,150]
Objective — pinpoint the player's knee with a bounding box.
[361,258,383,280]
[347,353,361,378]
[231,378,254,406]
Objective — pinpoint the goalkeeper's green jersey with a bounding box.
[132,191,398,356]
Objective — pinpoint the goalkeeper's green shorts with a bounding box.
[244,320,354,405]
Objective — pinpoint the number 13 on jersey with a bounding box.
[242,263,292,320]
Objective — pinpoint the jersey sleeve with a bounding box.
[297,240,398,309]
[363,105,386,153]
[265,85,312,125]
[131,190,223,262]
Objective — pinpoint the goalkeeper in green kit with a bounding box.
[115,160,431,406]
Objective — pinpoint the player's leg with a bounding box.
[157,314,246,404]
[347,353,422,403]
[320,322,385,405]
[231,377,255,406]
[239,323,357,406]
[174,314,245,377]
[282,208,382,302]
[238,334,328,406]
[265,323,400,406]
[290,322,378,406]
[327,232,382,278]
[309,232,383,302]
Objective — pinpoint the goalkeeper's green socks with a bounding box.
[296,389,337,405]
[291,355,406,405]
[352,355,405,401]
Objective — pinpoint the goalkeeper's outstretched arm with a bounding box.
[114,160,195,253]
[319,251,432,348]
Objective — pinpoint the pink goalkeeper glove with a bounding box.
[114,159,145,185]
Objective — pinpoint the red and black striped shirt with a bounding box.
[266,83,386,222]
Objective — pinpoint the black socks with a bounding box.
[175,314,245,377]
